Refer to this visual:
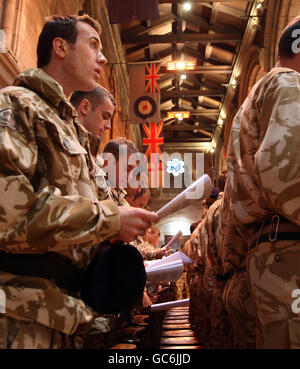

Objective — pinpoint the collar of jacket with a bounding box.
[14,68,77,119]
[86,131,101,159]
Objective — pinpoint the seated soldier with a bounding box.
[70,92,155,335]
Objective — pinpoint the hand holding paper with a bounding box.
[164,230,182,250]
[145,251,193,283]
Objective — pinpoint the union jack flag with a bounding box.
[145,63,161,93]
[142,121,164,157]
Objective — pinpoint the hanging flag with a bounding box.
[108,0,159,24]
[129,64,161,124]
[142,121,164,158]
[141,121,164,187]
[145,63,161,93]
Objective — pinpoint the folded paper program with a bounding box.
[145,251,193,283]
[157,174,212,218]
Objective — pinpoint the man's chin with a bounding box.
[79,81,97,92]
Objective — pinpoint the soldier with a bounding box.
[127,187,150,208]
[221,15,300,348]
[70,86,118,203]
[0,15,158,349]
[70,85,115,139]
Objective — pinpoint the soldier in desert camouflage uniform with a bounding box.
[200,191,234,348]
[221,16,300,348]
[0,15,158,349]
[70,85,117,203]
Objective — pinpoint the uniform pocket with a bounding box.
[37,119,88,183]
[288,318,300,349]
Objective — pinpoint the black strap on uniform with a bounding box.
[0,251,84,293]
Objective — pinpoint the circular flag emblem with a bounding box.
[134,96,157,120]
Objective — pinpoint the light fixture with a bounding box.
[210,148,215,153]
[167,61,196,71]
[183,2,192,11]
[167,111,190,119]
[180,74,187,80]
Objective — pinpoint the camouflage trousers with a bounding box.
[175,271,190,300]
[0,316,84,349]
[248,240,300,349]
[223,271,256,349]
[208,277,234,348]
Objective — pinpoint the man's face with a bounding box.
[131,193,149,209]
[116,154,137,190]
[81,97,114,137]
[64,21,107,92]
[143,228,153,244]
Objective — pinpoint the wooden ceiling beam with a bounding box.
[161,88,225,99]
[122,33,242,44]
[123,14,177,38]
[163,136,212,142]
[161,108,220,116]
[164,126,213,137]
[160,65,233,74]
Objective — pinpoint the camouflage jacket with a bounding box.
[93,158,156,260]
[0,68,121,334]
[130,236,156,260]
[202,192,224,276]
[220,67,300,272]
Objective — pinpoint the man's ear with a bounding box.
[52,37,68,60]
[78,99,92,116]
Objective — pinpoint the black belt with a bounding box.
[249,215,300,250]
[0,251,85,293]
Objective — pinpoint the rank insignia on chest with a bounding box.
[0,108,18,131]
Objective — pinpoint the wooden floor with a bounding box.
[159,306,201,349]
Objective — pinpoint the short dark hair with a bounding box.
[102,137,138,161]
[37,14,101,68]
[278,17,300,58]
[70,85,117,110]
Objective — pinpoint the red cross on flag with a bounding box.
[145,63,160,93]
[142,121,164,158]
[142,121,164,187]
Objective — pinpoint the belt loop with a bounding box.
[269,214,280,242]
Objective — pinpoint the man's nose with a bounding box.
[105,120,111,130]
[97,51,107,66]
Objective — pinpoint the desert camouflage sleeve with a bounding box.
[255,72,300,225]
[0,92,120,253]
[130,237,156,260]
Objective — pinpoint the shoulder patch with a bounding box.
[0,108,18,131]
